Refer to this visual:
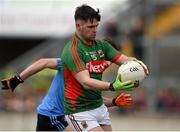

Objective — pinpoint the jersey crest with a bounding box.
[97,50,104,58]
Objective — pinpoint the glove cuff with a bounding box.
[109,83,115,91]
[112,98,117,106]
[16,75,24,83]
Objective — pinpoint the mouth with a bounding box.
[91,35,96,39]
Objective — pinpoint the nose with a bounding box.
[93,27,97,33]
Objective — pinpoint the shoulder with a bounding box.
[94,39,111,49]
[61,38,74,54]
[94,39,107,47]
[95,39,105,43]
[64,36,83,50]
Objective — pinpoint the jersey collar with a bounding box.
[75,33,93,46]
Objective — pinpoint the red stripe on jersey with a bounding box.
[73,36,84,71]
[71,70,76,76]
[70,36,81,71]
[64,67,83,111]
[111,54,121,62]
[70,36,85,72]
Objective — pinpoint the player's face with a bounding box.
[77,19,99,41]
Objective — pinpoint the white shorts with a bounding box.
[65,104,111,131]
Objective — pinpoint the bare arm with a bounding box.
[103,97,114,107]
[75,70,111,91]
[74,55,136,91]
[115,54,137,65]
[20,58,58,80]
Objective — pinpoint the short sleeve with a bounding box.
[56,58,62,70]
[102,41,121,62]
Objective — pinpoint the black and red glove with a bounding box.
[112,93,132,107]
[1,75,24,92]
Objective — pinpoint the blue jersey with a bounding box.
[37,58,64,116]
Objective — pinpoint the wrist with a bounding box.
[120,54,128,63]
[112,98,117,106]
[109,83,115,91]
[16,75,24,83]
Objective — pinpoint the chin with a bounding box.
[91,38,95,41]
[86,38,94,41]
[90,37,96,40]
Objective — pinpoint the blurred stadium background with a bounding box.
[0,0,180,131]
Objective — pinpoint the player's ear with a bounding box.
[76,20,85,28]
[76,23,82,31]
[76,23,80,27]
[75,20,81,28]
[76,22,83,32]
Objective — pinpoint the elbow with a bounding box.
[75,70,94,90]
[79,78,92,90]
[37,58,48,68]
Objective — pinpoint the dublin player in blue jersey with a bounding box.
[1,58,71,131]
[1,58,132,131]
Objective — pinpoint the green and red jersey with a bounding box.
[61,34,122,115]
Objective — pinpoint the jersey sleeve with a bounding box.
[102,41,122,62]
[56,58,62,70]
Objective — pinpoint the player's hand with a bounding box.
[127,56,137,61]
[1,75,24,92]
[113,93,132,107]
[135,60,149,76]
[109,74,134,91]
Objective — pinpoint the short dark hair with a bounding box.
[74,4,101,22]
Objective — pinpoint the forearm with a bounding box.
[103,97,114,107]
[1,58,58,92]
[116,54,137,65]
[20,60,48,80]
[75,69,133,91]
[75,70,111,91]
[19,58,57,80]
[83,78,111,91]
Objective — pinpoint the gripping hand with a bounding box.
[113,93,132,107]
[109,74,134,91]
[1,75,24,92]
[136,60,149,76]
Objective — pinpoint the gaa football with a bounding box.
[118,60,149,87]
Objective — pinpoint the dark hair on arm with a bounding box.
[74,4,101,22]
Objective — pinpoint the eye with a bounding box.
[88,26,95,28]
[88,25,98,29]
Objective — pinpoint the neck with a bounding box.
[76,32,89,42]
[75,32,93,46]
